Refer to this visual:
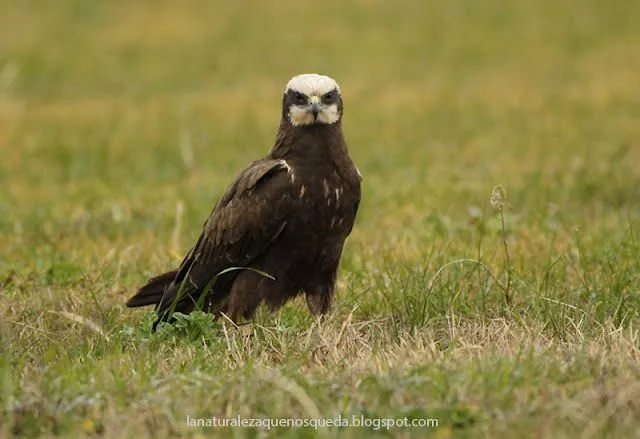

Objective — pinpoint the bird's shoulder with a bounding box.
[217,158,295,206]
[191,158,296,261]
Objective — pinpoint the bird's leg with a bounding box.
[305,284,334,316]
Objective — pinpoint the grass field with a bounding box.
[2,0,640,437]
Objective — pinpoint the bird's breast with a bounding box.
[289,169,357,235]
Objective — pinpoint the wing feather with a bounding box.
[170,159,295,294]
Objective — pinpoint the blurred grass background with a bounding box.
[2,0,640,437]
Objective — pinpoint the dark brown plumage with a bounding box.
[126,74,361,330]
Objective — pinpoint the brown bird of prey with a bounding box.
[127,73,362,330]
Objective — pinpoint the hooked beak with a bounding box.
[309,95,321,119]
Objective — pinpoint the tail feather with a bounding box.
[128,265,234,331]
[127,270,178,308]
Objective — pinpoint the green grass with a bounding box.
[2,0,640,437]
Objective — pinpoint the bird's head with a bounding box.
[283,74,342,127]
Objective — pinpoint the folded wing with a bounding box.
[134,159,296,323]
